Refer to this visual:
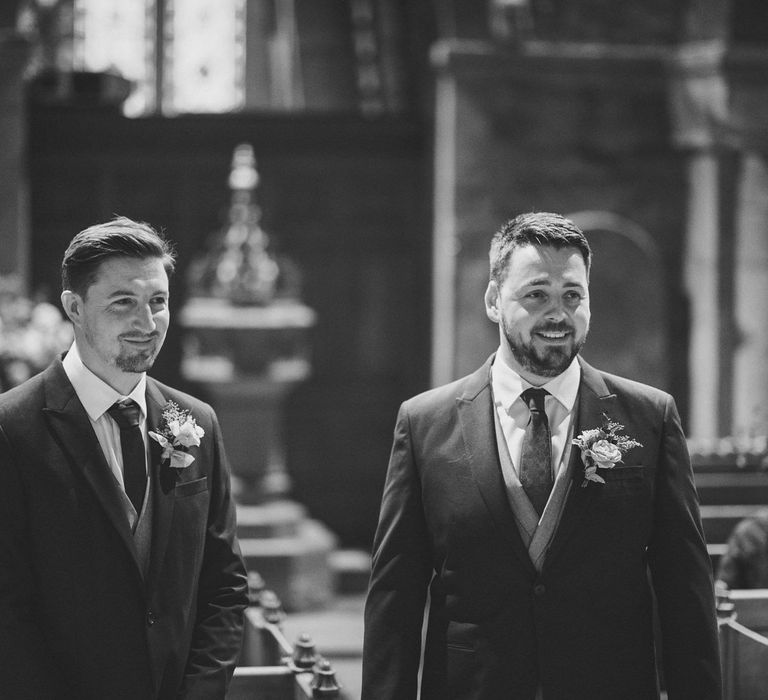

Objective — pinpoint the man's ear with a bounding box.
[60,290,82,326]
[484,280,500,323]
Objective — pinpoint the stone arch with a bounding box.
[568,210,668,390]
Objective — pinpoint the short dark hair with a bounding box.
[489,212,592,283]
[61,216,176,297]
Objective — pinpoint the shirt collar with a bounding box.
[491,349,581,412]
[62,342,147,421]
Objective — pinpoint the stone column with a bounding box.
[666,41,734,439]
[0,31,31,285]
[733,152,768,435]
[430,53,461,387]
[724,49,768,437]
[681,152,726,439]
[668,42,768,440]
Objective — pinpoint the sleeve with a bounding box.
[362,401,434,700]
[0,425,58,699]
[647,395,722,700]
[177,408,249,700]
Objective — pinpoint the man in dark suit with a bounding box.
[0,217,248,699]
[362,212,721,699]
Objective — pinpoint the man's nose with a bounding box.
[132,304,157,332]
[544,298,567,321]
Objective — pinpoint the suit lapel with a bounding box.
[543,358,617,568]
[457,358,537,578]
[41,361,143,579]
[145,379,175,594]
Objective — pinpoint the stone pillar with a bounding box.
[0,31,31,285]
[682,153,726,438]
[733,152,768,435]
[667,41,734,439]
[670,43,768,439]
[724,48,768,437]
[430,55,461,386]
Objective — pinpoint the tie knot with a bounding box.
[520,388,548,414]
[107,400,141,430]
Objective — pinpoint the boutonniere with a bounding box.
[148,401,205,469]
[572,413,642,487]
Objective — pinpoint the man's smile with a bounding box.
[533,328,572,343]
[121,336,158,346]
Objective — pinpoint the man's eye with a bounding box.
[525,291,545,299]
[113,298,132,306]
[564,291,583,302]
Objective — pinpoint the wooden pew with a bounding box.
[228,666,299,700]
[728,589,768,636]
[718,590,768,700]
[691,461,768,573]
[700,505,763,544]
[695,471,768,506]
[229,588,348,699]
[699,504,758,572]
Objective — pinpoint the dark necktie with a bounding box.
[107,400,146,514]
[519,388,553,516]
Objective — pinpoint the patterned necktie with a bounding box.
[107,400,146,514]
[519,388,553,516]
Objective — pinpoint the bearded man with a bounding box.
[362,212,720,700]
[0,217,248,699]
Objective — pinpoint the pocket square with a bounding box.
[604,465,646,481]
[174,476,208,497]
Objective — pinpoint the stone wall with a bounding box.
[0,31,31,284]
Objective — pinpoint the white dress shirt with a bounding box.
[490,350,581,482]
[62,342,149,524]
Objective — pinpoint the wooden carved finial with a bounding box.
[311,658,341,697]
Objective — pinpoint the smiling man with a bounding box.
[363,212,721,700]
[0,217,248,699]
[64,255,171,389]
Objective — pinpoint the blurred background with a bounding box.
[8,0,768,551]
[5,1,768,695]
[4,0,768,558]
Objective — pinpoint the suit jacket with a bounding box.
[362,356,721,700]
[0,359,248,700]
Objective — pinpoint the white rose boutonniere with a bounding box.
[149,401,205,469]
[572,414,642,487]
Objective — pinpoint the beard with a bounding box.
[82,322,163,375]
[502,318,587,378]
[114,335,164,373]
[115,345,159,373]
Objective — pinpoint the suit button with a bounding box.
[534,584,546,597]
[147,610,157,626]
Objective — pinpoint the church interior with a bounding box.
[3,1,768,697]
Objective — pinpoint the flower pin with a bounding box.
[149,401,205,469]
[572,413,642,487]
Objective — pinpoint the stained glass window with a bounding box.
[72,0,245,116]
[162,0,246,115]
[65,0,402,116]
[73,0,156,116]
